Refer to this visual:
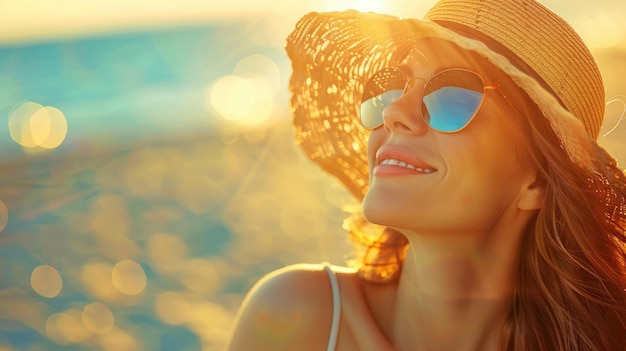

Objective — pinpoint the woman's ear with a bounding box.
[517,173,546,211]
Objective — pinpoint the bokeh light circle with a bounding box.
[80,261,120,301]
[30,106,68,149]
[111,260,147,296]
[8,101,68,149]
[82,302,115,334]
[146,232,188,273]
[208,75,275,127]
[0,200,7,232]
[8,101,42,148]
[233,54,281,93]
[154,291,189,325]
[98,327,140,351]
[210,75,255,121]
[45,311,91,345]
[30,265,63,298]
[179,259,220,293]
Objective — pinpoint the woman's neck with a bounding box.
[387,219,528,351]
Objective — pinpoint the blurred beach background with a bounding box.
[0,1,625,350]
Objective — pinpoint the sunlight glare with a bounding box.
[573,13,625,49]
[208,75,274,127]
[234,54,281,93]
[317,0,390,12]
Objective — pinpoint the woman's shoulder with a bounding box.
[226,263,358,351]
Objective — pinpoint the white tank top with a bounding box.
[323,265,341,351]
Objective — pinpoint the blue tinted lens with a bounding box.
[422,69,485,132]
[360,89,403,129]
[423,87,484,132]
[360,68,407,129]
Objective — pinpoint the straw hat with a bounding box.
[286,0,626,201]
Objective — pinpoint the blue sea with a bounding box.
[0,21,353,351]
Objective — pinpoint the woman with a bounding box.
[227,0,626,350]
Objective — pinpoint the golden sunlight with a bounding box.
[317,0,391,13]
[208,74,274,127]
[573,13,625,49]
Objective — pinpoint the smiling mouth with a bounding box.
[379,158,436,173]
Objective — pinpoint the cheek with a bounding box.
[367,129,386,166]
[444,139,519,202]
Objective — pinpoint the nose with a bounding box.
[382,78,430,135]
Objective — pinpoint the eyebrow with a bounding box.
[398,48,429,74]
[395,64,413,77]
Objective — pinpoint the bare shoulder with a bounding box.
[226,263,350,351]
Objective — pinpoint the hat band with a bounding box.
[432,19,567,110]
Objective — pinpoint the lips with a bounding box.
[375,145,437,175]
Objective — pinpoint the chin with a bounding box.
[362,191,406,228]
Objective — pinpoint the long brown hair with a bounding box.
[504,98,626,350]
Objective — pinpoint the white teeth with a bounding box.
[380,158,435,173]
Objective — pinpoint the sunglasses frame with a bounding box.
[359,67,521,133]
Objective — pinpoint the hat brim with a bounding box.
[286,11,624,200]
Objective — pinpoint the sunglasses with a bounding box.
[360,67,513,132]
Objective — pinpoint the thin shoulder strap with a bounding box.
[323,264,341,351]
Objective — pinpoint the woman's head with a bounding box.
[285,0,626,275]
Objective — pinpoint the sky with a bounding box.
[1,0,625,47]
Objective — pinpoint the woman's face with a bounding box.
[362,39,538,235]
